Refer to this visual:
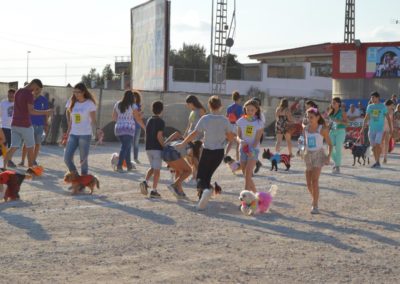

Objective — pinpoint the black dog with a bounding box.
[262,148,291,171]
[344,141,370,166]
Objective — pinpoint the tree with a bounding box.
[81,65,115,88]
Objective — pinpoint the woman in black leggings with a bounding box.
[177,95,235,210]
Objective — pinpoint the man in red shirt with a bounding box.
[4,79,53,169]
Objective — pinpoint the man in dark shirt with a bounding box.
[139,101,165,198]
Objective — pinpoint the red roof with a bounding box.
[248,43,333,60]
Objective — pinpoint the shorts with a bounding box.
[33,125,44,145]
[161,146,181,162]
[368,130,383,146]
[146,150,162,170]
[240,147,260,162]
[11,126,35,148]
[304,149,327,170]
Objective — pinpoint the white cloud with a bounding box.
[359,26,400,42]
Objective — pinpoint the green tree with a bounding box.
[81,65,115,87]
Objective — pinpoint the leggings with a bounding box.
[329,128,346,167]
[196,148,224,190]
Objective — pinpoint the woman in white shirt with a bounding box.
[64,83,97,176]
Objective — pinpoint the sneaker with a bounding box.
[134,159,141,165]
[375,162,381,168]
[33,160,38,166]
[383,158,387,164]
[7,161,16,168]
[127,164,136,171]
[167,183,180,197]
[116,167,124,173]
[332,166,337,173]
[310,206,320,214]
[254,160,262,174]
[17,161,24,167]
[335,166,340,174]
[149,190,161,198]
[178,191,188,199]
[139,181,149,195]
[197,189,212,210]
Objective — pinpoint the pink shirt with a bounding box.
[11,88,34,127]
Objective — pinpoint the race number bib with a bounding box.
[245,125,254,137]
[307,136,316,149]
[74,113,81,123]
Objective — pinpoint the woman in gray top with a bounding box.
[177,95,235,210]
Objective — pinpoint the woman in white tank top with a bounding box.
[303,107,332,214]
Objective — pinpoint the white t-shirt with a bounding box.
[70,100,97,135]
[236,117,264,147]
[0,100,14,129]
[347,108,361,119]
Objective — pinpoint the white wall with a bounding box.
[168,63,332,99]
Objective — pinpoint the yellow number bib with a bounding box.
[74,113,81,124]
[245,125,254,137]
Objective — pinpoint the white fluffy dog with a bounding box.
[239,185,278,216]
[110,153,135,171]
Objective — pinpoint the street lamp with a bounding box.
[26,51,31,83]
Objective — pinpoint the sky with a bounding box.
[1,0,400,87]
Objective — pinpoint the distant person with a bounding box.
[275,98,294,156]
[346,104,361,121]
[357,101,365,116]
[19,90,50,166]
[328,97,348,174]
[112,90,145,173]
[63,83,97,176]
[391,94,397,105]
[4,79,53,170]
[394,104,400,141]
[381,99,395,164]
[140,101,166,198]
[225,91,243,161]
[302,100,318,127]
[0,89,16,167]
[184,95,206,183]
[132,91,145,164]
[361,91,393,168]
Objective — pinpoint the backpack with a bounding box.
[227,104,240,123]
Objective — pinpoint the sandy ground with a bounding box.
[0,140,399,284]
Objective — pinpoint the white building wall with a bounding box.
[168,64,332,99]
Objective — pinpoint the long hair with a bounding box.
[118,90,135,113]
[133,90,141,105]
[243,99,261,120]
[186,95,206,112]
[69,82,96,112]
[328,97,341,116]
[277,98,289,111]
[307,107,325,125]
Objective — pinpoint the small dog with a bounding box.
[0,170,31,202]
[262,149,291,171]
[239,185,278,216]
[297,135,305,158]
[344,141,370,166]
[223,155,242,174]
[26,165,44,177]
[64,172,100,195]
[110,153,135,171]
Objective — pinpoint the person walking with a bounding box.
[19,91,49,166]
[132,91,144,164]
[303,107,332,214]
[63,83,97,176]
[112,90,146,173]
[0,89,16,167]
[381,99,395,164]
[275,98,294,156]
[4,79,53,170]
[225,91,243,161]
[328,97,348,173]
[177,95,235,210]
[361,91,393,168]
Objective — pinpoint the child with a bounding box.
[236,100,264,193]
[139,101,165,198]
[303,107,332,214]
[225,91,243,161]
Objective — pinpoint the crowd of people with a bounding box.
[0,80,399,214]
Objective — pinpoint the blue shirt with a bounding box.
[31,95,49,126]
[226,103,243,124]
[366,103,387,132]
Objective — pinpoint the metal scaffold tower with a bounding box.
[211,0,236,95]
[344,0,355,43]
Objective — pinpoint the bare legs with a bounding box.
[305,167,322,209]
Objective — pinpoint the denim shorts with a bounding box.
[162,146,181,162]
[11,126,35,148]
[33,125,44,144]
[240,147,260,162]
[146,150,162,170]
[368,130,383,146]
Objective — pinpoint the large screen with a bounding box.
[366,46,400,78]
[131,0,170,91]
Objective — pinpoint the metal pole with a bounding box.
[26,51,31,83]
[209,0,214,94]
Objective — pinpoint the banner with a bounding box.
[366,46,400,78]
